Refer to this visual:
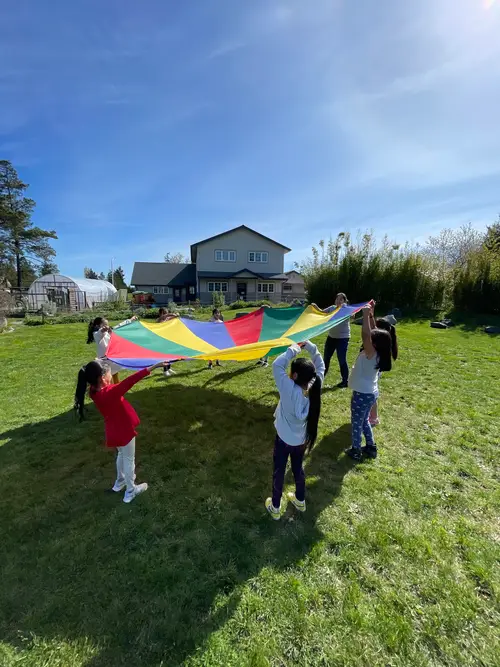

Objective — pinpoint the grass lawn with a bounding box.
[0,319,498,667]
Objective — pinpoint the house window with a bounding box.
[257,283,275,294]
[189,286,196,295]
[215,250,236,262]
[153,286,169,295]
[208,282,228,292]
[283,284,292,292]
[248,251,269,263]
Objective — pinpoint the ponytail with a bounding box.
[389,324,398,361]
[375,317,398,361]
[74,367,88,420]
[87,317,104,344]
[74,360,105,420]
[305,376,322,453]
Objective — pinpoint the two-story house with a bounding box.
[131,225,294,305]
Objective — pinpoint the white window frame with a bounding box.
[208,282,228,292]
[153,286,169,295]
[248,251,269,263]
[257,282,275,294]
[215,249,236,262]
[189,286,196,295]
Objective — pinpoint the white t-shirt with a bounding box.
[273,342,325,446]
[348,351,379,394]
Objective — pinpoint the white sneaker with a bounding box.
[262,361,269,368]
[112,474,136,492]
[168,367,176,375]
[163,369,172,377]
[123,483,148,503]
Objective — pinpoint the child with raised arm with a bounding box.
[74,359,167,503]
[86,316,137,383]
[346,305,392,462]
[368,314,398,426]
[266,341,325,520]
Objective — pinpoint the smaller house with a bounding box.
[131,263,197,305]
[282,270,306,301]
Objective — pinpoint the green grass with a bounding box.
[0,320,498,667]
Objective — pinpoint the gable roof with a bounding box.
[190,225,291,262]
[284,270,304,284]
[131,262,196,287]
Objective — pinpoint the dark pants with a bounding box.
[272,435,306,508]
[324,336,349,383]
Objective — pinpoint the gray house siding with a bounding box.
[195,227,286,275]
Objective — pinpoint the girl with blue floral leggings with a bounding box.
[346,304,393,461]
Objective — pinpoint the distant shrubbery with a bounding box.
[299,221,500,315]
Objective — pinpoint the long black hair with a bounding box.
[290,357,322,452]
[74,360,106,420]
[375,317,398,360]
[371,329,392,372]
[86,317,104,344]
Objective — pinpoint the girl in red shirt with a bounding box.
[75,359,167,503]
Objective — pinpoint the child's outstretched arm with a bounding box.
[107,362,168,398]
[361,305,376,356]
[113,316,138,331]
[302,340,326,382]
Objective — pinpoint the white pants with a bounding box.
[115,438,136,492]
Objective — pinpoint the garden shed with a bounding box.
[28,274,117,311]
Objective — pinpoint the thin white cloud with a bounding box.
[208,41,245,60]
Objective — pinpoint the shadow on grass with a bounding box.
[0,384,353,667]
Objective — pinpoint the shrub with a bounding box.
[228,300,273,310]
[212,291,225,309]
[300,233,446,312]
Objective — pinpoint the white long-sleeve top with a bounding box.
[94,319,134,358]
[272,341,325,446]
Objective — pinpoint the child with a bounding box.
[346,305,392,462]
[207,308,224,369]
[86,316,136,383]
[156,308,179,377]
[74,359,167,503]
[369,315,398,426]
[322,292,351,388]
[266,340,325,520]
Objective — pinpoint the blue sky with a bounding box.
[1,0,499,281]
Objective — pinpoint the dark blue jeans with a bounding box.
[272,435,306,508]
[324,337,349,383]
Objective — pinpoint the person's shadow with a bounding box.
[0,382,354,667]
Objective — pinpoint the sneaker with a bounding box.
[345,447,362,462]
[265,498,281,520]
[362,445,378,459]
[261,361,269,368]
[168,367,176,375]
[337,381,348,389]
[163,369,172,377]
[287,492,306,512]
[369,417,380,427]
[256,359,263,366]
[123,483,148,504]
[112,474,136,492]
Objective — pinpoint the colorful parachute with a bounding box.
[106,303,370,369]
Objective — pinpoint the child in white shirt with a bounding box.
[266,341,325,519]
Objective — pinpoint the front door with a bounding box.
[237,282,247,300]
